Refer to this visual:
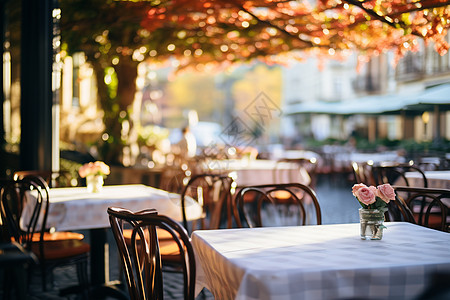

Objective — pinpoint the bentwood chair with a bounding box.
[8,175,84,241]
[372,162,428,187]
[0,177,90,297]
[159,165,189,194]
[384,191,416,224]
[107,207,196,300]
[393,186,450,232]
[351,161,376,186]
[181,173,235,233]
[233,183,322,228]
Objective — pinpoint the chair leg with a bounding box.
[76,259,90,299]
[2,266,29,300]
[40,262,48,292]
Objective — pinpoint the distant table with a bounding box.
[192,222,450,300]
[405,170,450,189]
[335,151,405,166]
[23,184,202,231]
[203,159,311,186]
[23,184,202,298]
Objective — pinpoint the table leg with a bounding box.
[89,228,128,300]
[90,228,109,285]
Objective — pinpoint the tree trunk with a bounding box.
[90,57,139,166]
[115,56,138,110]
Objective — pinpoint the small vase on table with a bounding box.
[352,183,396,241]
[86,174,104,193]
[359,208,386,240]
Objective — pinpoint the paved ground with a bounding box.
[4,173,357,300]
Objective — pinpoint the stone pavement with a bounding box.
[6,173,356,300]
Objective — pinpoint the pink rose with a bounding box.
[355,185,376,205]
[377,184,396,203]
[78,161,110,178]
[352,183,367,198]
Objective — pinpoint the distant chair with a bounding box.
[372,162,428,187]
[418,156,441,171]
[393,186,449,232]
[233,183,322,228]
[181,173,235,233]
[0,177,90,296]
[351,161,376,186]
[107,207,196,300]
[158,165,189,194]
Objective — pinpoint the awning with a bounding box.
[414,83,450,104]
[286,83,450,115]
[286,94,414,115]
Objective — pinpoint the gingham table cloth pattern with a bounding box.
[192,222,450,300]
[22,184,202,231]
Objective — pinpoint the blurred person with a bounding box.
[178,126,197,159]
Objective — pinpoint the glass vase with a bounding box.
[359,208,385,240]
[86,174,104,193]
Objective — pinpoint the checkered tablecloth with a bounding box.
[22,184,202,231]
[192,222,450,300]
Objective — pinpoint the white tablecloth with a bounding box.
[405,170,450,189]
[203,159,310,186]
[192,222,450,300]
[23,184,202,231]
[334,151,405,166]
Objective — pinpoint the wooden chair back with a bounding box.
[0,177,49,251]
[372,162,428,187]
[351,161,376,186]
[385,191,416,224]
[233,183,322,228]
[108,207,196,300]
[181,173,235,232]
[392,186,449,232]
[159,166,189,194]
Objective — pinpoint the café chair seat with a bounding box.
[31,231,85,242]
[30,239,90,260]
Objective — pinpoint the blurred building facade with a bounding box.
[284,38,450,146]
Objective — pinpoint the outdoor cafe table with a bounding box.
[22,184,202,297]
[192,222,450,300]
[202,159,311,186]
[405,170,450,189]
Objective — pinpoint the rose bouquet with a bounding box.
[353,183,396,240]
[352,183,396,211]
[78,161,110,178]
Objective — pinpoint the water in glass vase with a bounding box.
[359,208,386,240]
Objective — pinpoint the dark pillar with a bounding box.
[20,0,53,170]
[402,111,415,140]
[0,0,7,178]
[432,104,441,145]
[1,0,5,149]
